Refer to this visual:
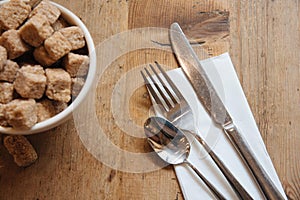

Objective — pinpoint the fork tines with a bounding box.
[140,62,181,112]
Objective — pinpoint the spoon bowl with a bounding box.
[144,116,189,165]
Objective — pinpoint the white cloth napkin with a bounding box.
[154,53,287,199]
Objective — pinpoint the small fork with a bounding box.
[141,62,253,200]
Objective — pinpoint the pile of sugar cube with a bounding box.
[0,0,90,130]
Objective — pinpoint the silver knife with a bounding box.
[170,22,285,200]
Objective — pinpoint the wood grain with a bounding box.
[0,0,299,199]
[229,1,300,199]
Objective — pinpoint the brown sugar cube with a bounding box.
[44,32,72,60]
[19,15,54,47]
[45,68,71,103]
[62,53,89,77]
[29,0,61,24]
[0,82,14,104]
[36,99,56,122]
[52,101,68,114]
[51,17,69,31]
[33,45,57,67]
[0,30,30,59]
[0,103,8,127]
[3,135,38,167]
[71,77,85,97]
[14,65,46,99]
[0,60,20,82]
[37,98,69,123]
[5,99,37,129]
[59,26,85,50]
[0,0,31,30]
[23,0,42,7]
[0,45,7,71]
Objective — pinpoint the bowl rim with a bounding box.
[0,0,97,135]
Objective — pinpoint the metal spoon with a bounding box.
[144,116,226,200]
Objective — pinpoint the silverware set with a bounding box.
[141,62,252,199]
[141,23,285,200]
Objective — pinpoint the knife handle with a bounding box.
[223,123,285,200]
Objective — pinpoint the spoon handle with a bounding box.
[193,134,254,200]
[185,161,227,200]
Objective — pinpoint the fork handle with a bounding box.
[223,123,285,200]
[192,133,253,200]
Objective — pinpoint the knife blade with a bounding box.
[170,22,285,200]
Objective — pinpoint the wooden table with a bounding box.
[0,0,299,199]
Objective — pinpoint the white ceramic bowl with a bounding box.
[0,1,96,135]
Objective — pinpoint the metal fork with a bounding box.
[141,61,253,200]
